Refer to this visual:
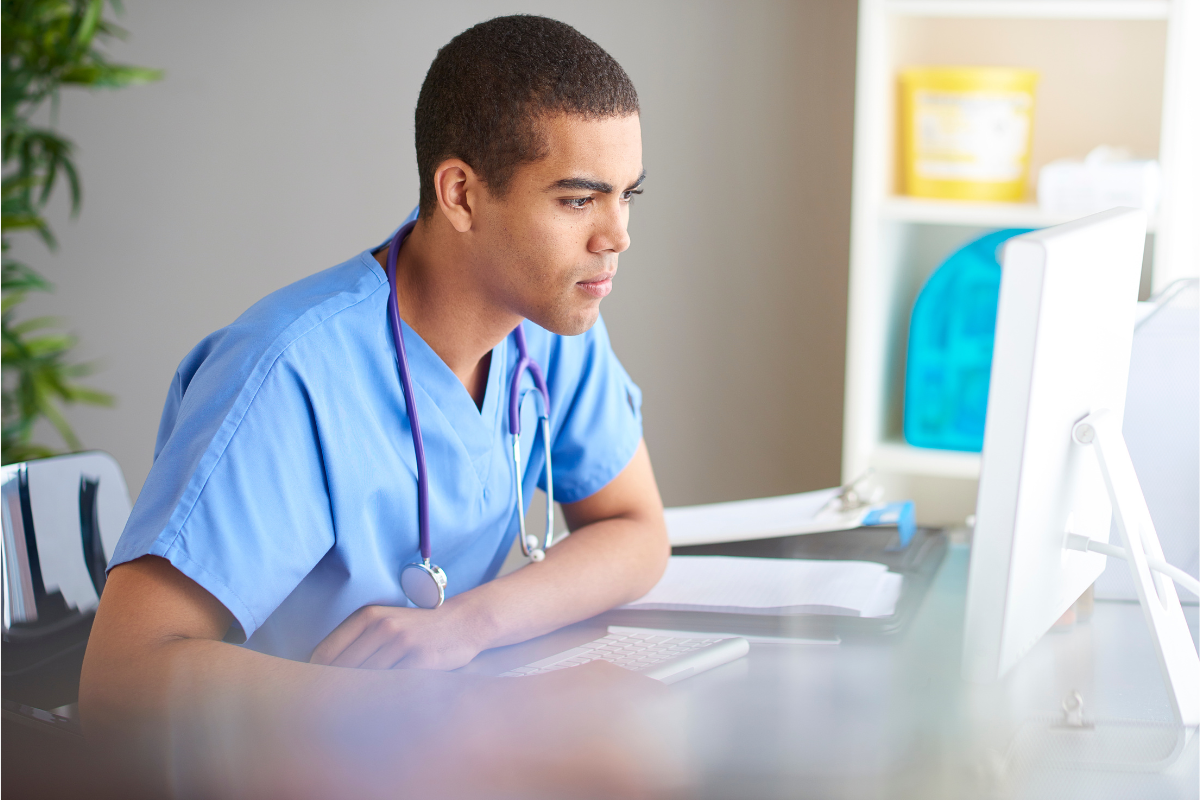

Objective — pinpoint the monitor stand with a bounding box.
[1071,409,1199,730]
[1005,691,1192,775]
[995,409,1199,782]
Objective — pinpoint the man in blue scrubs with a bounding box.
[80,15,672,793]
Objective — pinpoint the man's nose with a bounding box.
[590,203,631,255]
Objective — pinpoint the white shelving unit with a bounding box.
[887,0,1171,19]
[880,197,1158,231]
[843,0,1199,525]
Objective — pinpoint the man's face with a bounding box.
[472,113,643,336]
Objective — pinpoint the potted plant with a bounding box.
[2,0,161,464]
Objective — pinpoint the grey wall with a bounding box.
[14,1,857,507]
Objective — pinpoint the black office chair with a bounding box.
[2,453,136,799]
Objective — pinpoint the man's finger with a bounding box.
[328,625,394,669]
[359,641,409,671]
[309,607,377,665]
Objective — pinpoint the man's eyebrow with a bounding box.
[549,176,614,193]
[547,170,646,194]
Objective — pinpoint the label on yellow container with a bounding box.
[913,91,1031,181]
[901,67,1038,202]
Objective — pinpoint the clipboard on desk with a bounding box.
[599,485,946,639]
[661,479,919,550]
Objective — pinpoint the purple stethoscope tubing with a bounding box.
[507,324,550,436]
[385,230,432,561]
[386,226,555,605]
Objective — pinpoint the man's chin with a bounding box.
[529,304,601,337]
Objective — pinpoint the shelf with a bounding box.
[886,0,1170,20]
[869,442,982,479]
[880,197,1158,232]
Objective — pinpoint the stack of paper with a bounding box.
[622,556,904,619]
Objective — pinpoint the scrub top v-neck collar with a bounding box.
[362,250,508,469]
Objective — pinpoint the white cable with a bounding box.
[1066,534,1200,598]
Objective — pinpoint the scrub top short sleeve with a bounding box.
[148,363,334,638]
[112,327,349,641]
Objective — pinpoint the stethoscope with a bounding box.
[384,223,556,609]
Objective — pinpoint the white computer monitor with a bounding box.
[961,208,1198,727]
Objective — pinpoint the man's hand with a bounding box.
[310,440,668,671]
[310,603,484,670]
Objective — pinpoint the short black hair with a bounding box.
[414,15,639,218]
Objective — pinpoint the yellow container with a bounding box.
[899,67,1038,202]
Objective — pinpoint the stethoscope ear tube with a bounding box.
[512,412,555,562]
[540,415,555,550]
[509,324,556,563]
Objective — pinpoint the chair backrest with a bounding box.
[2,451,132,629]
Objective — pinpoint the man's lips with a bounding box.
[577,272,615,299]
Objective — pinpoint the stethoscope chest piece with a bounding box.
[400,560,447,609]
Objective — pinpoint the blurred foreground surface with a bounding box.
[5,543,1197,799]
[474,542,1199,799]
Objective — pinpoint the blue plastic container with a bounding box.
[903,229,1032,452]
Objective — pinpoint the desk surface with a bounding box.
[466,542,1199,799]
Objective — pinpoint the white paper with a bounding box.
[665,487,872,547]
[607,626,840,646]
[859,571,905,619]
[623,556,903,618]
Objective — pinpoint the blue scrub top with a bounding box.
[110,220,644,661]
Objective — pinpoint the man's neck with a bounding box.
[376,217,521,407]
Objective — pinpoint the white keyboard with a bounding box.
[499,629,750,685]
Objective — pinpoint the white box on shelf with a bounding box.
[870,442,981,480]
[1037,146,1161,217]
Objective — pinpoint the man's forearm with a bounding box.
[83,632,673,799]
[80,561,675,799]
[455,509,667,653]
[453,439,669,653]
[82,626,468,728]
[79,557,496,797]
[80,557,476,731]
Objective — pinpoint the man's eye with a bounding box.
[621,188,643,202]
[563,197,590,209]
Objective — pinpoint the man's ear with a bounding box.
[433,159,480,233]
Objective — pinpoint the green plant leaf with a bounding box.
[62,63,163,87]
[2,261,53,293]
[65,386,113,406]
[2,0,159,462]
[75,0,103,47]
